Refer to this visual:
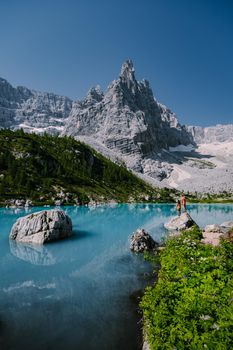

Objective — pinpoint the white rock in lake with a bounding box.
[164,212,197,231]
[9,209,72,244]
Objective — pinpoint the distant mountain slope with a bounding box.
[0,77,72,133]
[187,124,233,144]
[0,129,176,205]
[162,142,233,194]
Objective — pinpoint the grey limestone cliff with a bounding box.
[64,60,193,154]
[63,60,193,179]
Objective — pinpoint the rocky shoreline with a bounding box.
[138,213,233,349]
[2,197,120,209]
[1,189,233,209]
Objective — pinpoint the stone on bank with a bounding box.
[201,221,233,246]
[9,209,72,244]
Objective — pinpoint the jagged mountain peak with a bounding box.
[119,60,150,89]
[117,60,152,98]
[0,77,8,84]
[63,60,193,166]
[119,59,136,87]
[120,59,135,74]
[104,60,155,113]
[86,85,103,101]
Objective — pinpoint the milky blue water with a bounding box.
[0,203,232,350]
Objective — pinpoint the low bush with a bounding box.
[141,228,233,349]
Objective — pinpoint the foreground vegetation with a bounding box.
[0,129,178,205]
[141,228,233,349]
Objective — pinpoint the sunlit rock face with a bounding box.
[64,60,193,156]
[63,60,194,181]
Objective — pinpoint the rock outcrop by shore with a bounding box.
[9,209,72,244]
[202,221,233,246]
[130,229,158,252]
[5,199,33,208]
[164,212,197,231]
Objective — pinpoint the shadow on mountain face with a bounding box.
[160,149,214,166]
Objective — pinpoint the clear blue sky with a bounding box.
[0,0,232,126]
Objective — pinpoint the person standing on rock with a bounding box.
[176,200,181,216]
[181,194,187,212]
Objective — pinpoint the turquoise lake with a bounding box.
[0,203,232,350]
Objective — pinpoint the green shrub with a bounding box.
[141,228,233,349]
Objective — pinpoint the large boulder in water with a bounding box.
[9,209,72,244]
[130,228,158,253]
[221,221,233,229]
[164,212,197,231]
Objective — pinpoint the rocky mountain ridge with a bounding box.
[63,61,195,180]
[0,61,232,194]
[0,77,72,133]
[64,61,193,152]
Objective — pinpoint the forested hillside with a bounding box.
[0,129,176,205]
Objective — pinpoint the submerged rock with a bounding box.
[130,229,158,253]
[164,212,197,231]
[9,209,72,244]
